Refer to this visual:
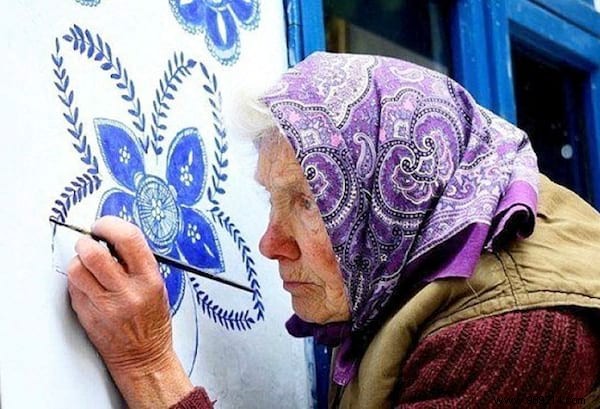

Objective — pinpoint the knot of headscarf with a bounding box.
[261,52,539,385]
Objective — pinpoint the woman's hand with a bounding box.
[67,216,193,408]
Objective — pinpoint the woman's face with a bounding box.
[256,135,350,324]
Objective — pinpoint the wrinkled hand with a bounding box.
[68,216,171,374]
[67,216,192,408]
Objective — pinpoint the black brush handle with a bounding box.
[49,217,253,294]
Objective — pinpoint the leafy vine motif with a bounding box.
[51,39,102,222]
[209,209,264,319]
[151,53,197,156]
[52,173,102,223]
[201,62,228,205]
[189,62,265,327]
[62,25,148,153]
[191,281,256,330]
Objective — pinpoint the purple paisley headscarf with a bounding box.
[260,52,539,385]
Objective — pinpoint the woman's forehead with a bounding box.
[255,137,304,191]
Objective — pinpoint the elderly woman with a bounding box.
[68,52,600,409]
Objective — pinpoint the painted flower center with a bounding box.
[134,175,180,250]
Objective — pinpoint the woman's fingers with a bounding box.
[65,217,178,402]
[67,255,106,298]
[91,216,158,277]
[75,236,126,291]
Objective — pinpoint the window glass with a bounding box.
[324,0,453,75]
[512,43,593,202]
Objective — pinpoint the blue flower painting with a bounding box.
[169,0,260,65]
[52,25,264,333]
[95,119,224,313]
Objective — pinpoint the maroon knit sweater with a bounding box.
[170,386,213,409]
[173,308,599,409]
[395,308,600,408]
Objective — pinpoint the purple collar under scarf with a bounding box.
[261,52,539,386]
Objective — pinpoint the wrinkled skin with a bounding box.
[68,216,193,408]
[68,134,349,407]
[256,134,350,324]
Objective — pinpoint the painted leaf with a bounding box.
[166,127,206,205]
[205,7,237,51]
[229,0,259,28]
[171,0,206,28]
[95,118,145,191]
[96,188,135,222]
[160,246,186,314]
[177,207,224,273]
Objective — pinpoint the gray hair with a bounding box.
[224,79,282,144]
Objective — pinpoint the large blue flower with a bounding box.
[169,0,260,65]
[94,118,224,313]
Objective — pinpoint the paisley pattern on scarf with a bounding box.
[262,52,538,384]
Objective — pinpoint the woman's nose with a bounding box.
[259,219,301,261]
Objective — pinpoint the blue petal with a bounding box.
[229,0,260,28]
[159,247,186,315]
[205,7,240,61]
[95,118,145,191]
[97,188,136,222]
[166,128,207,206]
[177,207,224,273]
[170,0,206,30]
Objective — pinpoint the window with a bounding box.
[323,0,453,74]
[512,43,593,201]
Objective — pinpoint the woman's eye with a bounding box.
[301,197,315,211]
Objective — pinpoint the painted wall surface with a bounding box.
[0,1,311,408]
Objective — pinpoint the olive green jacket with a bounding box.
[331,175,600,409]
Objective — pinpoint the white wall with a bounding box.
[0,2,310,408]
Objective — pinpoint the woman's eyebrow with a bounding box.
[261,170,306,192]
[271,182,304,196]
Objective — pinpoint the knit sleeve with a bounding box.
[395,308,600,409]
[170,387,214,409]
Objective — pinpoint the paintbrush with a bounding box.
[49,217,253,294]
